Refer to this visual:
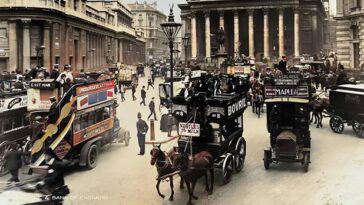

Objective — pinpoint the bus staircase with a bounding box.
[31,86,77,166]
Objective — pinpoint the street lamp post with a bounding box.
[160,5,181,98]
[182,35,190,67]
[36,45,46,67]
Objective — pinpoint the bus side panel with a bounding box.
[72,118,114,146]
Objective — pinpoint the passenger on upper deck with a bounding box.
[56,64,73,83]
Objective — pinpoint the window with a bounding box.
[74,116,81,132]
[96,109,104,123]
[0,28,8,49]
[352,25,359,40]
[88,111,95,125]
[81,113,88,130]
[13,116,22,128]
[3,119,12,132]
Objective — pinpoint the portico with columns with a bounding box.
[179,0,326,64]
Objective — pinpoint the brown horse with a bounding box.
[310,96,330,128]
[173,151,214,205]
[150,144,184,201]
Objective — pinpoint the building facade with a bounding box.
[335,0,364,70]
[179,0,326,63]
[128,2,168,62]
[323,0,337,52]
[0,0,145,73]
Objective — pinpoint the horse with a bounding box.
[173,151,214,205]
[150,144,184,201]
[310,96,330,128]
[252,89,264,118]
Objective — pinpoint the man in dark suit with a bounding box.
[140,86,146,106]
[36,149,73,196]
[48,96,58,124]
[278,56,287,74]
[147,97,157,121]
[5,145,24,182]
[136,112,148,155]
[50,65,60,80]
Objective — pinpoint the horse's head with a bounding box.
[150,144,161,166]
[173,152,189,172]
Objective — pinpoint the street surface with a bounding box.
[12,76,364,205]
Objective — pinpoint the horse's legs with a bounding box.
[191,180,198,200]
[205,172,209,192]
[169,176,174,201]
[185,179,192,205]
[180,176,184,189]
[319,111,323,128]
[209,168,214,195]
[156,179,165,198]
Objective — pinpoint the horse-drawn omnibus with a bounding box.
[327,84,364,138]
[172,91,247,184]
[29,77,128,169]
[0,78,30,176]
[263,74,312,172]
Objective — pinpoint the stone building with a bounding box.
[335,0,364,70]
[128,2,168,62]
[323,0,337,52]
[179,0,326,63]
[0,0,145,73]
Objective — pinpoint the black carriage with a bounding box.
[0,79,31,176]
[327,84,364,138]
[263,74,312,172]
[172,92,247,184]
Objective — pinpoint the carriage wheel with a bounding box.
[222,154,233,185]
[329,116,344,134]
[263,150,271,170]
[303,152,310,172]
[352,120,364,138]
[0,141,17,177]
[234,138,246,173]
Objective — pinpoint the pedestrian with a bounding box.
[120,84,125,102]
[136,112,148,155]
[147,78,154,90]
[278,56,287,74]
[147,97,157,121]
[140,86,146,106]
[48,96,58,124]
[131,83,137,101]
[50,64,60,80]
[4,145,24,182]
[36,148,73,195]
[56,64,73,83]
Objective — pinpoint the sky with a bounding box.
[125,0,185,21]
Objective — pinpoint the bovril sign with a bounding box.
[227,98,245,117]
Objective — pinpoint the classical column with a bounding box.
[204,11,211,60]
[43,21,51,70]
[294,8,300,57]
[191,13,197,60]
[218,10,224,30]
[233,10,239,57]
[278,8,285,57]
[22,19,31,71]
[64,25,70,65]
[248,10,254,58]
[312,12,318,55]
[263,9,269,59]
[8,20,18,71]
[119,39,123,63]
